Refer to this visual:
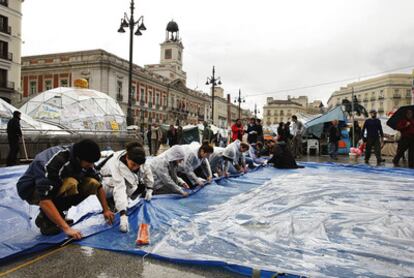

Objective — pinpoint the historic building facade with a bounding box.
[262,96,321,126]
[0,0,23,103]
[20,21,212,127]
[327,73,413,117]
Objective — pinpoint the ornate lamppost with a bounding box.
[118,0,146,126]
[205,66,222,124]
[233,89,245,119]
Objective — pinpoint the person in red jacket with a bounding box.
[393,109,414,168]
[231,119,244,142]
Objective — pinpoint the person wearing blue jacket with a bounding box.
[361,109,384,166]
[16,139,114,239]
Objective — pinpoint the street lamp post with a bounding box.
[253,103,260,119]
[205,66,222,125]
[233,89,245,119]
[118,0,146,126]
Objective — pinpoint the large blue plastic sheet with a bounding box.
[0,165,115,262]
[1,163,414,277]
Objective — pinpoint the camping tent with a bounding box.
[20,87,126,131]
[304,106,347,138]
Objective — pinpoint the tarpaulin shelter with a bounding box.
[304,106,347,138]
[20,87,126,131]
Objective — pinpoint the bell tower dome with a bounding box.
[145,20,187,84]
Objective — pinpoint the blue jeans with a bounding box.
[329,142,338,159]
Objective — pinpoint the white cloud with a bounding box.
[22,0,414,115]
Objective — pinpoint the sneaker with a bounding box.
[35,211,61,236]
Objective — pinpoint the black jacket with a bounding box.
[247,124,258,144]
[7,117,22,142]
[268,143,303,169]
[328,125,341,143]
[16,145,100,201]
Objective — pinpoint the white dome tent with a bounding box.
[20,87,126,131]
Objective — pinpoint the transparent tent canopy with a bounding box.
[20,87,126,131]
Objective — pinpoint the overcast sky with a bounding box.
[22,0,414,115]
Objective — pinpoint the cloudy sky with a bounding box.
[22,0,414,115]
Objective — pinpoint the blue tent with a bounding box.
[304,106,347,138]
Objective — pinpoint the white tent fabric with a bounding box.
[0,98,67,134]
[20,87,126,131]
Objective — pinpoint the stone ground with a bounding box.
[0,154,410,278]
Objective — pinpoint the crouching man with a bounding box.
[16,139,114,239]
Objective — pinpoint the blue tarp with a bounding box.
[1,163,414,277]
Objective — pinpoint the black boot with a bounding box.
[35,211,61,236]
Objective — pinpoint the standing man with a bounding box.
[256,119,264,143]
[202,121,214,143]
[247,118,258,144]
[328,120,341,160]
[167,124,177,147]
[362,109,384,166]
[7,111,22,166]
[392,109,414,168]
[291,115,304,159]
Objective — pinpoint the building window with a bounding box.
[0,40,8,59]
[132,85,136,100]
[0,15,8,34]
[60,79,68,87]
[140,88,145,102]
[165,49,172,59]
[156,93,160,105]
[44,80,52,90]
[30,81,37,95]
[117,81,122,94]
[0,0,8,7]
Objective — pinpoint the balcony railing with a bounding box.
[370,96,376,101]
[0,81,15,90]
[363,98,368,102]
[378,108,384,113]
[392,94,401,99]
[378,96,384,100]
[0,26,11,35]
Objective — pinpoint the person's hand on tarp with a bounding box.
[63,226,82,240]
[181,191,189,198]
[103,209,114,225]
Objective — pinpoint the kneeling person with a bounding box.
[16,139,114,239]
[101,142,153,233]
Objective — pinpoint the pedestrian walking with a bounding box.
[202,121,214,143]
[167,124,178,147]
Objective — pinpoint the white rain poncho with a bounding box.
[100,150,154,212]
[209,147,226,175]
[223,140,245,172]
[178,142,212,184]
[149,145,187,195]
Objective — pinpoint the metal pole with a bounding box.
[254,103,257,119]
[351,86,355,147]
[127,0,135,126]
[238,89,241,119]
[211,66,215,124]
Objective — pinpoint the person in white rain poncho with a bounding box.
[100,142,154,233]
[149,145,189,197]
[177,141,214,188]
[209,140,250,177]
